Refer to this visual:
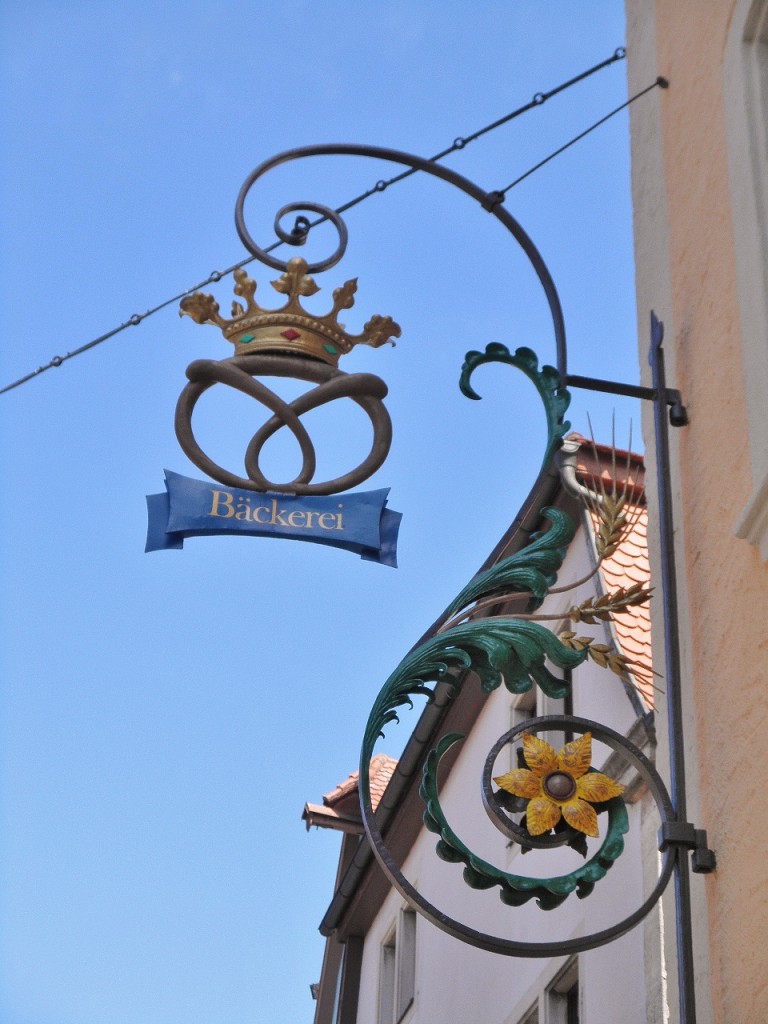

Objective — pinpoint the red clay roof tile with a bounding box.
[592,502,654,711]
[566,435,654,709]
[322,754,397,810]
[303,755,398,832]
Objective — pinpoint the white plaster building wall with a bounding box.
[356,524,654,1024]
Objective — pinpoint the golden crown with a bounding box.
[179,257,401,367]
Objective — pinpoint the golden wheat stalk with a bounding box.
[558,630,664,695]
[568,583,652,623]
[581,417,643,561]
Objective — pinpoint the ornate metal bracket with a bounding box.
[216,143,705,1020]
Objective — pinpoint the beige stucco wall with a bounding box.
[627,2,768,1021]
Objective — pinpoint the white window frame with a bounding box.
[377,927,396,1024]
[518,1004,539,1024]
[503,956,578,1024]
[377,908,416,1024]
[510,689,537,758]
[395,908,416,1021]
[546,958,579,1024]
[725,0,768,557]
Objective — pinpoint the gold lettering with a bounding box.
[235,499,251,521]
[287,511,306,527]
[253,505,271,524]
[335,513,344,531]
[318,512,336,530]
[305,511,317,528]
[209,490,235,518]
[270,500,289,527]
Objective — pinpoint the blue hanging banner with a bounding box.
[145,470,401,567]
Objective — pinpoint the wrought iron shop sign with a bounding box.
[155,134,713,1022]
[146,256,402,562]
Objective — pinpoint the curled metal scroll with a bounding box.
[361,713,676,957]
[234,143,569,381]
[175,353,392,494]
[265,201,348,272]
[423,726,630,910]
[460,344,570,470]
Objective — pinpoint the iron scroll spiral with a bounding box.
[234,143,569,384]
[361,700,675,957]
[231,145,679,954]
[176,144,570,493]
[268,200,348,272]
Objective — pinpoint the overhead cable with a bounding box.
[1,50,645,397]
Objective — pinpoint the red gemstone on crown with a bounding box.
[280,329,301,341]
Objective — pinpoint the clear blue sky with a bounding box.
[1,4,640,1022]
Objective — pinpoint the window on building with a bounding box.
[547,959,579,1024]
[334,936,364,1024]
[377,930,396,1024]
[506,958,578,1024]
[726,0,768,556]
[396,908,416,1019]
[518,1004,539,1024]
[329,947,343,1024]
[536,665,571,749]
[377,909,416,1024]
[503,692,538,856]
[509,689,537,767]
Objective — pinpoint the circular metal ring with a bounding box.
[236,195,348,272]
[361,714,677,957]
[481,725,580,849]
[234,143,568,380]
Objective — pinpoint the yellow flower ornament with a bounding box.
[494,732,624,838]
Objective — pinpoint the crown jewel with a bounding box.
[179,257,401,367]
